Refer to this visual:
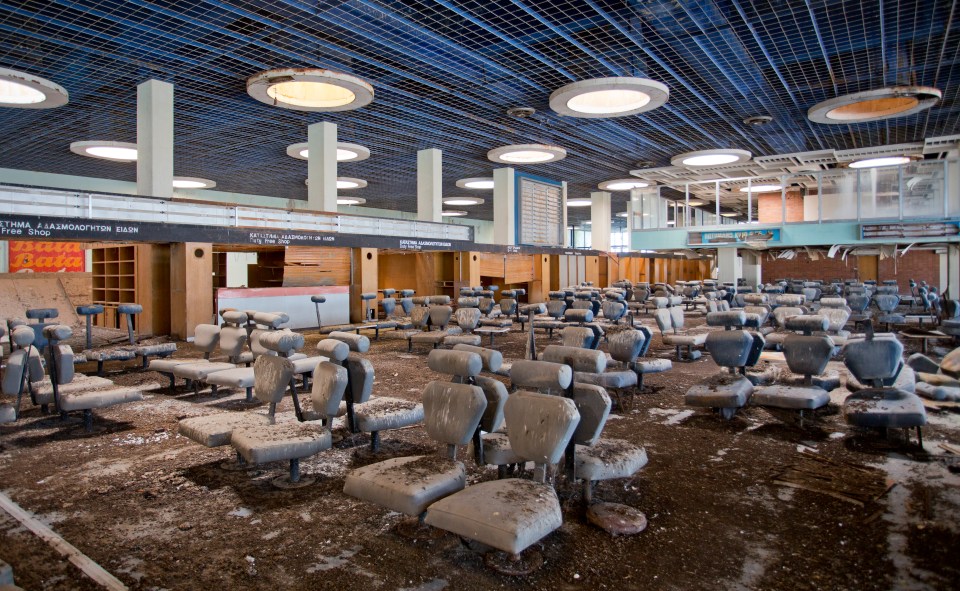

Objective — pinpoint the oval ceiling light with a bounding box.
[441,210,468,217]
[687,199,705,206]
[739,184,782,193]
[336,177,367,189]
[615,212,629,218]
[455,177,494,189]
[848,156,912,169]
[488,144,566,164]
[808,86,941,124]
[0,67,69,108]
[70,141,138,162]
[598,179,650,191]
[173,177,216,189]
[337,197,366,205]
[286,141,370,162]
[720,212,739,217]
[567,198,593,207]
[443,197,485,206]
[247,68,374,112]
[671,149,752,167]
[549,77,669,118]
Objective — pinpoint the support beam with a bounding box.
[136,79,174,199]
[741,250,762,289]
[170,243,212,340]
[531,254,550,303]
[590,191,611,252]
[941,244,959,300]
[493,167,516,246]
[307,122,338,212]
[417,148,442,222]
[350,248,378,323]
[717,247,740,285]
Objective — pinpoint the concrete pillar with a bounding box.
[941,244,959,300]
[170,242,212,340]
[136,79,174,198]
[717,247,740,285]
[417,148,442,222]
[741,250,762,288]
[493,167,516,246]
[307,122,338,212]
[590,191,611,252]
[561,181,569,247]
[350,248,378,323]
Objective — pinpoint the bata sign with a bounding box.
[8,241,85,273]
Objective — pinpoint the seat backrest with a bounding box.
[653,308,671,335]
[571,383,611,446]
[499,298,518,316]
[428,305,453,328]
[847,293,870,312]
[669,306,685,331]
[454,307,481,332]
[253,355,296,405]
[477,297,495,315]
[451,343,503,373]
[607,328,646,365]
[400,297,415,315]
[381,298,398,317]
[772,306,804,329]
[504,391,580,466]
[220,326,248,359]
[194,324,221,354]
[248,329,277,359]
[873,294,900,313]
[427,349,482,380]
[344,355,375,404]
[601,300,626,321]
[510,359,572,393]
[744,305,770,325]
[316,338,350,362]
[423,381,487,446]
[328,331,371,353]
[310,361,349,418]
[457,296,479,308]
[782,334,833,377]
[775,294,806,308]
[843,337,904,384]
[409,306,430,328]
[705,330,754,369]
[818,306,850,333]
[541,345,607,374]
[561,326,594,349]
[475,376,508,433]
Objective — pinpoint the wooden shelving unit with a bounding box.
[89,244,170,336]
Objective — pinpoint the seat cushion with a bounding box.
[59,387,143,411]
[443,335,482,347]
[343,455,465,516]
[30,375,115,406]
[663,333,706,346]
[479,318,513,328]
[575,439,648,481]
[172,362,238,380]
[204,368,255,389]
[843,389,927,429]
[685,374,753,408]
[354,398,424,432]
[148,358,195,372]
[291,356,324,374]
[178,413,272,447]
[135,343,177,356]
[574,370,637,389]
[410,332,447,345]
[636,359,672,374]
[424,479,562,555]
[82,348,137,362]
[231,423,332,464]
[752,385,830,410]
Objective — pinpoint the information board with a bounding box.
[517,176,563,247]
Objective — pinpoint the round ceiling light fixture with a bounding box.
[566,198,593,207]
[671,149,752,167]
[337,197,366,205]
[549,77,669,118]
[70,141,138,162]
[286,141,370,162]
[173,177,216,189]
[808,86,941,124]
[441,210,468,217]
[598,179,650,191]
[247,68,374,112]
[455,177,494,189]
[336,177,367,189]
[488,144,566,164]
[739,184,782,193]
[848,156,912,169]
[0,67,69,108]
[443,197,485,206]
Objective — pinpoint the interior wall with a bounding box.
[761,250,940,289]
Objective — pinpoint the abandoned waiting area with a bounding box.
[0,1,959,589]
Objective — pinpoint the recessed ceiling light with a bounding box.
[739,184,782,193]
[720,212,739,217]
[337,197,366,205]
[337,177,367,189]
[567,198,592,207]
[70,141,138,162]
[247,68,374,112]
[173,177,216,189]
[808,86,941,124]
[441,210,468,217]
[582,220,592,225]
[687,199,705,206]
[615,212,629,218]
[549,77,669,118]
[671,149,752,167]
[286,141,370,162]
[666,220,675,225]
[598,179,650,191]
[488,144,566,164]
[848,156,912,169]
[455,177,494,189]
[443,197,485,206]
[0,67,69,108]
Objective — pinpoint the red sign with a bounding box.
[8,241,85,273]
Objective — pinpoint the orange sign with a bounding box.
[8,241,85,273]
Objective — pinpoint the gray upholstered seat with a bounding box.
[179,412,273,447]
[684,329,757,419]
[654,307,706,361]
[425,391,579,556]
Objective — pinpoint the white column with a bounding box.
[590,191,611,252]
[941,244,959,299]
[493,167,516,246]
[136,79,174,198]
[417,148,442,222]
[717,247,740,284]
[307,122,338,212]
[741,250,762,288]
[561,181,569,247]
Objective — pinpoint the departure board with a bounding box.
[518,177,563,246]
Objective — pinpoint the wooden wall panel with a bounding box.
[478,253,505,278]
[170,242,212,339]
[584,256,600,285]
[282,246,350,287]
[504,254,535,284]
[350,248,378,323]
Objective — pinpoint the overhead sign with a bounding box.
[690,228,781,245]
[8,240,85,272]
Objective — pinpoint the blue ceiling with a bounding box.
[0,0,957,224]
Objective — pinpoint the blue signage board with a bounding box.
[693,228,781,245]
